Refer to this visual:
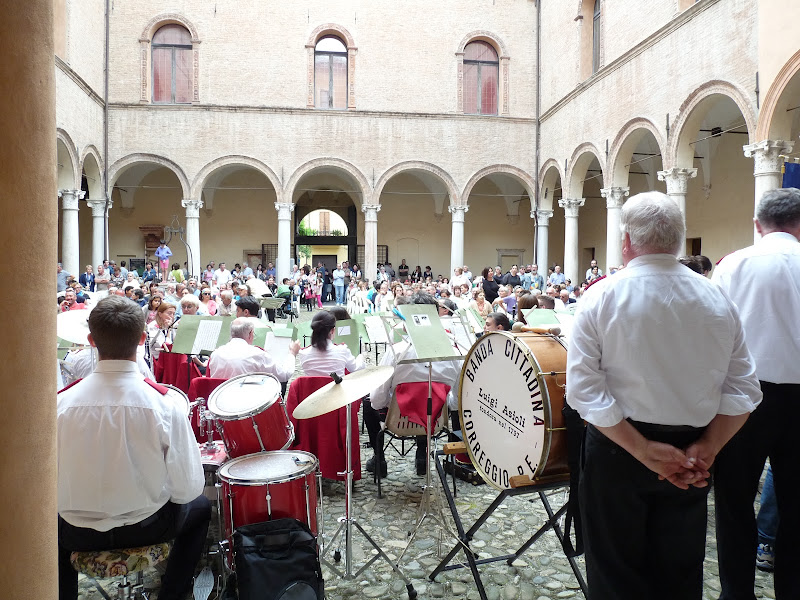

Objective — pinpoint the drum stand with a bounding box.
[429,450,588,599]
[319,377,417,600]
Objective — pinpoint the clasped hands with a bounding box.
[641,439,715,490]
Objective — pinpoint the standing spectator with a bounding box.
[143,262,158,285]
[203,263,215,284]
[481,267,500,303]
[57,263,70,292]
[241,262,254,279]
[502,264,522,288]
[154,240,172,282]
[350,262,362,281]
[423,266,433,280]
[79,265,95,292]
[530,264,545,293]
[463,265,473,282]
[712,188,800,600]
[411,265,423,283]
[94,264,110,295]
[118,260,128,279]
[585,258,603,281]
[214,262,232,287]
[333,263,346,306]
[169,263,185,283]
[266,262,276,278]
[451,267,470,290]
[521,265,532,291]
[385,262,396,281]
[398,259,410,281]
[548,265,565,286]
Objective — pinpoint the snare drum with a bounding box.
[459,332,569,489]
[218,451,320,567]
[207,373,293,458]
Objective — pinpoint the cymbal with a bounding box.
[292,366,394,419]
[56,309,92,345]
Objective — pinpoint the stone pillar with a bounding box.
[744,140,794,239]
[362,204,381,281]
[601,187,629,272]
[559,198,585,283]
[657,167,697,217]
[275,202,295,282]
[59,189,84,275]
[0,1,58,598]
[181,198,203,278]
[534,209,553,271]
[86,199,108,268]
[449,205,468,275]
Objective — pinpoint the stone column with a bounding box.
[449,205,468,275]
[657,167,697,217]
[361,204,381,281]
[86,199,108,268]
[275,202,295,282]
[59,189,84,275]
[181,198,203,278]
[601,187,629,272]
[534,209,553,270]
[744,140,794,239]
[559,198,585,283]
[0,1,58,597]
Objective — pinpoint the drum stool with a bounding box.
[70,542,170,599]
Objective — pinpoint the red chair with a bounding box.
[188,377,227,442]
[286,376,361,482]
[153,351,202,395]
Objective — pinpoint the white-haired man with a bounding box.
[208,317,299,380]
[712,187,800,600]
[567,191,762,599]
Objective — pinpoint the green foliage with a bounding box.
[330,229,344,236]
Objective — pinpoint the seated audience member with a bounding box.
[217,290,235,316]
[298,311,365,377]
[516,293,538,325]
[58,296,210,600]
[484,312,511,332]
[208,317,299,380]
[59,288,87,312]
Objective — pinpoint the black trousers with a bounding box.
[58,495,211,600]
[579,424,709,600]
[715,382,800,600]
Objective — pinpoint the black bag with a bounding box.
[231,518,324,600]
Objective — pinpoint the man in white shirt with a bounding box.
[57,296,209,600]
[214,262,232,287]
[451,267,470,290]
[711,187,800,600]
[567,192,762,600]
[584,258,603,281]
[208,316,299,381]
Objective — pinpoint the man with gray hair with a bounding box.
[567,191,762,599]
[217,289,235,316]
[712,187,800,600]
[208,317,299,380]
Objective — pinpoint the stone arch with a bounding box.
[607,117,666,187]
[461,164,535,207]
[190,155,282,202]
[456,30,509,57]
[756,48,800,141]
[566,142,606,198]
[56,128,80,190]
[668,80,756,168]
[139,12,200,43]
[284,158,371,207]
[373,161,459,206]
[538,159,564,211]
[79,145,104,199]
[306,23,356,49]
[108,153,191,199]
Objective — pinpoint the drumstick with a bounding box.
[517,324,562,336]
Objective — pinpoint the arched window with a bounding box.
[152,24,192,104]
[314,37,347,109]
[463,41,498,115]
[592,0,601,74]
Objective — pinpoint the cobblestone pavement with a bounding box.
[75,305,774,600]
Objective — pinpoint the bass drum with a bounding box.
[459,332,568,489]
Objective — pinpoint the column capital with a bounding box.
[448,204,469,222]
[558,198,585,218]
[361,203,381,221]
[657,168,697,195]
[533,209,554,223]
[86,199,109,217]
[274,202,295,220]
[58,189,85,210]
[743,140,795,174]
[600,186,630,209]
[181,198,204,218]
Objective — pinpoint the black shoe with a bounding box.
[366,456,387,478]
[416,459,427,476]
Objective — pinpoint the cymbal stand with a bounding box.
[319,373,417,599]
[397,362,457,564]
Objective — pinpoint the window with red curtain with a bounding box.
[315,37,347,109]
[152,24,192,104]
[463,41,498,115]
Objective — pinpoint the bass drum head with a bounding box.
[218,450,318,486]
[207,373,281,420]
[459,331,564,489]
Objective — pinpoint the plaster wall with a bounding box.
[55,67,104,164]
[757,0,800,111]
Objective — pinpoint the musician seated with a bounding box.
[484,311,510,332]
[208,317,299,381]
[367,292,462,476]
[298,310,365,376]
[58,296,210,600]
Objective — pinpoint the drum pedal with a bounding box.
[193,566,214,600]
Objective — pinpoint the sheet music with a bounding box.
[191,319,223,355]
[364,315,389,344]
[441,315,474,354]
[263,331,291,358]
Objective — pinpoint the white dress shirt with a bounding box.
[567,253,762,428]
[64,346,154,383]
[712,231,800,384]
[298,340,365,377]
[209,337,295,381]
[58,360,204,531]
